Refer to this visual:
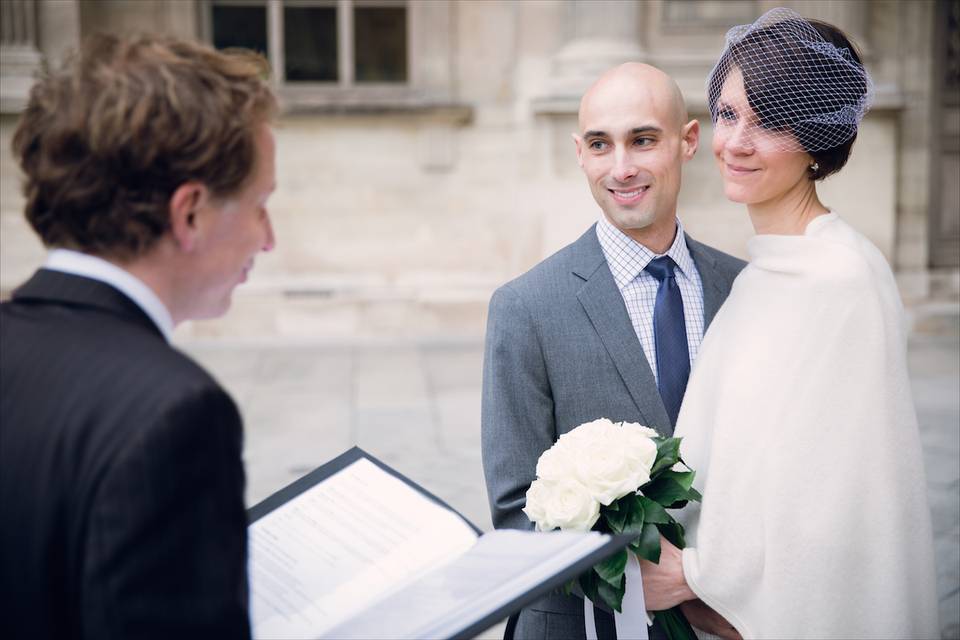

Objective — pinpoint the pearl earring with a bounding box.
[810,162,820,172]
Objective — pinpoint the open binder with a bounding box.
[247,447,630,639]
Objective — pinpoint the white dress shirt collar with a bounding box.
[596,214,697,291]
[44,249,174,342]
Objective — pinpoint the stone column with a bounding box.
[538,0,645,106]
[37,0,80,65]
[893,0,935,298]
[770,0,870,57]
[0,0,43,113]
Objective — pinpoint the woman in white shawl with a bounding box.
[639,8,940,639]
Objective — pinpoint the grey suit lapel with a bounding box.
[571,229,672,433]
[686,234,726,329]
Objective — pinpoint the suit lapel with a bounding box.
[12,269,165,339]
[571,229,672,433]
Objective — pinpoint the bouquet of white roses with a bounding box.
[523,418,699,639]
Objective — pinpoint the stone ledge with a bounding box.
[897,268,960,304]
[907,301,960,337]
[278,91,473,124]
[173,288,491,343]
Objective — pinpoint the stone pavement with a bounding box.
[182,328,960,639]
[910,331,960,640]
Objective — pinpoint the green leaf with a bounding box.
[650,437,682,475]
[657,521,687,549]
[579,568,601,605]
[656,607,698,639]
[660,469,696,491]
[597,573,625,612]
[595,549,627,587]
[602,504,627,534]
[638,496,670,524]
[643,476,689,506]
[688,487,703,502]
[634,522,661,563]
[560,579,577,596]
[617,494,645,535]
[605,500,620,512]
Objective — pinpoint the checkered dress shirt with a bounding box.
[596,215,705,384]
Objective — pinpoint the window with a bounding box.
[211,3,268,54]
[284,3,338,81]
[353,5,407,83]
[206,0,408,87]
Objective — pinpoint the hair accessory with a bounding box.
[707,7,874,153]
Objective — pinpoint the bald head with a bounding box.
[572,62,699,250]
[578,63,688,134]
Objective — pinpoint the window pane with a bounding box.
[354,7,407,83]
[284,6,338,82]
[212,5,268,55]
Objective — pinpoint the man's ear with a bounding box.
[168,182,209,252]
[572,133,584,168]
[681,119,700,161]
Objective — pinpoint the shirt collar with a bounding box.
[44,249,174,342]
[596,214,697,290]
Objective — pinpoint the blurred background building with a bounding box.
[1,0,958,340]
[2,3,958,635]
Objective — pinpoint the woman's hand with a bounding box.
[679,599,743,640]
[639,535,696,610]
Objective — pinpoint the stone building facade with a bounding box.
[1,0,957,341]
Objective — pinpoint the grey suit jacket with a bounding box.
[481,224,745,639]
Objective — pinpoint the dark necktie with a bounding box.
[645,256,690,428]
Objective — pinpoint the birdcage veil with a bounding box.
[706,7,874,153]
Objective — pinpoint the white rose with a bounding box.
[619,422,659,479]
[522,478,554,530]
[557,418,618,448]
[571,427,654,505]
[619,421,659,439]
[523,478,601,532]
[535,440,576,482]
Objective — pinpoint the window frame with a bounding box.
[201,0,417,107]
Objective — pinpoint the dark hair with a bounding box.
[12,33,278,259]
[707,18,868,180]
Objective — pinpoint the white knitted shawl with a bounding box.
[674,213,939,639]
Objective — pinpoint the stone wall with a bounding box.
[0,0,946,341]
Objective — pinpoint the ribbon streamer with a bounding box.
[584,554,649,639]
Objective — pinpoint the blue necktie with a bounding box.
[645,256,690,428]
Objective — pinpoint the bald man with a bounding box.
[481,63,745,638]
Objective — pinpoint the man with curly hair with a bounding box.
[0,34,277,639]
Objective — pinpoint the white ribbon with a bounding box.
[617,553,650,639]
[583,553,649,639]
[585,596,598,640]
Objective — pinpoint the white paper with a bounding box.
[249,458,479,639]
[323,529,611,639]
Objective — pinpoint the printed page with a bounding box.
[249,457,479,639]
[322,529,612,639]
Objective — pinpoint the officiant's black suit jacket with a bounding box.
[0,269,250,639]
